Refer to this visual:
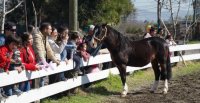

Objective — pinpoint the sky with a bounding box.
[128,0,193,22]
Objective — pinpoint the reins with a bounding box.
[94,26,107,42]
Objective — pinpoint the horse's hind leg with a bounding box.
[117,64,128,97]
[150,60,160,93]
[160,64,168,94]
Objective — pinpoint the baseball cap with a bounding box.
[89,25,95,31]
[4,21,16,30]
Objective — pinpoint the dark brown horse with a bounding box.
[91,24,171,97]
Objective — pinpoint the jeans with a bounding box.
[3,65,22,96]
[73,54,83,72]
[19,81,31,92]
[40,77,45,87]
[58,49,68,81]
[3,85,22,96]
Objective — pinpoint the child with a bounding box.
[67,32,83,75]
[77,43,100,73]
[165,35,176,46]
[165,35,177,57]
[77,43,90,62]
[0,35,22,96]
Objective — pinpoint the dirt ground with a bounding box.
[103,70,200,103]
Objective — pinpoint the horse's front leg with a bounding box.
[117,64,128,97]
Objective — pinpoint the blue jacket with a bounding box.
[0,34,5,46]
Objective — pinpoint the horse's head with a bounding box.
[90,24,107,48]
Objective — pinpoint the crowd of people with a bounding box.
[143,26,177,46]
[0,21,102,100]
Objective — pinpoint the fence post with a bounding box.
[34,78,40,103]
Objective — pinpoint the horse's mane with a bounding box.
[107,25,133,46]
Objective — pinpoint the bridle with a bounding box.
[93,26,107,42]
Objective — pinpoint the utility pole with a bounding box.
[157,0,161,29]
[69,0,78,32]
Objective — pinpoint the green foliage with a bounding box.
[187,40,200,44]
[5,0,134,26]
[79,0,134,24]
[126,26,143,34]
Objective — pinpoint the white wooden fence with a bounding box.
[1,43,200,103]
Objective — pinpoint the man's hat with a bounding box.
[89,25,95,31]
[4,21,16,30]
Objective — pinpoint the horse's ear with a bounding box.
[102,23,107,28]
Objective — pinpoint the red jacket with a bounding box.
[20,45,37,71]
[0,45,13,71]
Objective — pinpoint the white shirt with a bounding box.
[144,33,152,38]
[166,39,177,46]
[48,36,67,60]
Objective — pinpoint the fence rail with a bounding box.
[1,43,200,103]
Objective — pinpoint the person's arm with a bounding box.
[0,50,11,72]
[65,44,76,49]
[66,41,77,59]
[46,38,60,65]
[48,38,67,54]
[20,48,37,71]
[172,40,177,45]
[33,33,46,62]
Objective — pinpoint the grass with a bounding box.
[42,61,200,103]
[187,40,200,44]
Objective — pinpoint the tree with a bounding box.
[0,0,23,33]
[3,0,135,30]
[78,0,134,25]
[160,0,191,40]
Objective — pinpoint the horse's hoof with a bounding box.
[150,90,155,93]
[121,91,127,97]
[163,91,167,94]
[149,88,156,93]
[121,94,127,97]
[163,88,168,94]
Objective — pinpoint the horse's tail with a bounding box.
[166,49,172,80]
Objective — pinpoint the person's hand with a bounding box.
[55,60,60,66]
[41,59,49,68]
[10,59,16,64]
[65,59,69,64]
[21,65,25,70]
[68,59,73,63]
[15,66,23,73]
[35,64,40,71]
[6,69,9,74]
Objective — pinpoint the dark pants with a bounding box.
[2,65,22,96]
[73,54,83,72]
[19,81,31,92]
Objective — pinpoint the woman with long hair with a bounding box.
[19,33,40,91]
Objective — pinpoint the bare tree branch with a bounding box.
[5,0,23,15]
[32,1,37,27]
[175,1,181,25]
